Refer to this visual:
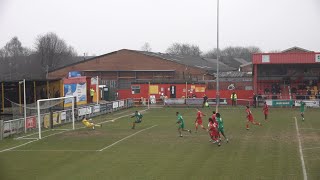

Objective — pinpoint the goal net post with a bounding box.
[37,96,75,139]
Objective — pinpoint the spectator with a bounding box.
[202,94,208,108]
[253,93,257,108]
[230,92,237,106]
[90,87,95,103]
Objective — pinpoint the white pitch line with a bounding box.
[15,129,51,139]
[98,125,158,152]
[10,149,97,152]
[294,117,308,180]
[0,139,38,153]
[16,137,38,140]
[303,147,320,151]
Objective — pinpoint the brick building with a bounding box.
[48,49,235,99]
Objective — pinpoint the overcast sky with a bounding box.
[0,0,319,56]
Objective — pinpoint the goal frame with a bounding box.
[37,96,75,139]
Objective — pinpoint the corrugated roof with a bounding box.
[137,51,236,72]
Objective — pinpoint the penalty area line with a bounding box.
[0,139,38,153]
[1,109,150,153]
[294,117,308,180]
[98,125,158,152]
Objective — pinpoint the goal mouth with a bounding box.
[35,96,75,139]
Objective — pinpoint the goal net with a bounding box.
[36,96,75,139]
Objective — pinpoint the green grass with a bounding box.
[0,106,319,180]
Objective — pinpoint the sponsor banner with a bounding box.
[78,107,88,116]
[186,98,202,105]
[119,100,125,107]
[207,98,228,105]
[26,116,36,129]
[113,101,119,108]
[93,105,100,113]
[3,120,24,137]
[106,103,113,112]
[164,98,185,105]
[91,77,98,85]
[265,100,272,106]
[150,95,156,104]
[61,111,66,120]
[44,112,62,128]
[316,54,320,62]
[87,107,92,114]
[294,100,320,107]
[64,83,87,105]
[272,100,293,107]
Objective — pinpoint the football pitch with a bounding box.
[0,106,319,180]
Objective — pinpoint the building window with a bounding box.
[131,85,140,94]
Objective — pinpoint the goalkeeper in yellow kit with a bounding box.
[82,117,102,129]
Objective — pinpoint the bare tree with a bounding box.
[269,49,281,53]
[35,32,77,76]
[204,46,261,61]
[141,42,152,52]
[1,37,31,58]
[0,49,5,59]
[166,43,202,57]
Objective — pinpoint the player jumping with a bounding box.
[263,101,269,121]
[131,111,143,129]
[195,108,207,133]
[246,106,261,130]
[82,117,102,130]
[300,101,306,121]
[176,112,191,137]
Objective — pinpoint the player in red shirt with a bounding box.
[207,118,220,146]
[195,108,206,133]
[246,106,261,130]
[263,101,269,121]
[211,111,217,122]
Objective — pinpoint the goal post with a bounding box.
[37,96,75,139]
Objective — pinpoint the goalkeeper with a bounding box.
[82,117,102,130]
[131,111,143,129]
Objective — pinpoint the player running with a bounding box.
[176,112,191,137]
[207,117,219,145]
[131,111,143,129]
[263,101,269,121]
[246,106,261,130]
[195,108,207,133]
[216,113,228,144]
[300,101,306,121]
[82,117,102,130]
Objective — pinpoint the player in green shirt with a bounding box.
[131,111,143,129]
[176,112,191,137]
[300,101,306,121]
[216,113,228,144]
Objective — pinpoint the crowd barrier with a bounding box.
[0,99,134,140]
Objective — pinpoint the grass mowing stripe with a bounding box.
[98,125,158,152]
[294,117,308,180]
[303,147,320,150]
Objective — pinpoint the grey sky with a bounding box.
[0,0,319,56]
